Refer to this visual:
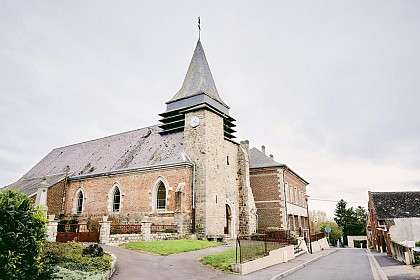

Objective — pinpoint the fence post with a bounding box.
[141,220,152,241]
[99,221,111,244]
[46,219,58,242]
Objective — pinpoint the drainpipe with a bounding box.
[282,167,288,229]
[183,152,196,233]
[60,165,70,218]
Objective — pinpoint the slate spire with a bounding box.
[167,40,228,108]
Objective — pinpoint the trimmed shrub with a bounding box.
[0,189,47,280]
[83,244,104,257]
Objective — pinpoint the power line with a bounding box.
[309,198,367,204]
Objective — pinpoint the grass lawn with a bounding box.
[120,239,223,255]
[200,248,237,272]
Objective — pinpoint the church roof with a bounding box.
[167,40,228,108]
[5,126,187,195]
[370,191,420,219]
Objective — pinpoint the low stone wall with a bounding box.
[109,232,180,243]
[311,237,330,253]
[231,245,295,275]
[109,234,144,243]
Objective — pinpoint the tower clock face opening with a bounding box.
[189,116,200,128]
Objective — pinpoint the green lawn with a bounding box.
[120,239,223,255]
[200,248,237,272]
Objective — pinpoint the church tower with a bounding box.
[159,39,256,239]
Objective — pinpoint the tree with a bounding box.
[0,189,47,280]
[334,199,367,245]
[309,209,331,233]
[320,221,343,245]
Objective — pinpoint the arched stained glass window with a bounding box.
[157,182,166,209]
[113,187,121,212]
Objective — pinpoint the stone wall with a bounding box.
[184,109,242,239]
[237,142,257,235]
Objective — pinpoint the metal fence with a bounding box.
[56,223,99,243]
[151,224,178,233]
[311,232,325,242]
[110,224,142,234]
[236,230,292,263]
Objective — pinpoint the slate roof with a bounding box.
[167,40,228,108]
[249,147,285,169]
[4,173,67,197]
[249,147,309,184]
[5,125,187,196]
[370,191,420,219]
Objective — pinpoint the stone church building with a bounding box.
[5,39,308,240]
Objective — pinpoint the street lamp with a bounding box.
[305,194,313,254]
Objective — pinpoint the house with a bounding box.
[367,191,420,256]
[249,146,309,236]
[4,36,309,240]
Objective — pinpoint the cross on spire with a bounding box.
[198,17,201,40]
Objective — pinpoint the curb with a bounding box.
[271,249,339,280]
[366,249,388,280]
[103,251,117,280]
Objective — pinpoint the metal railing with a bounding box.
[151,224,178,233]
[110,224,142,234]
[311,232,325,242]
[236,230,292,263]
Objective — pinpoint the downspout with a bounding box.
[183,153,196,233]
[282,167,288,229]
[60,165,70,218]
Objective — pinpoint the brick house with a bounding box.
[5,38,309,240]
[249,146,309,236]
[367,191,420,256]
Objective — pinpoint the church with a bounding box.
[5,37,309,240]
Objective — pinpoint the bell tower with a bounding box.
[159,38,244,239]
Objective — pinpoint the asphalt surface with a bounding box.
[102,244,420,280]
[102,243,336,280]
[282,248,374,280]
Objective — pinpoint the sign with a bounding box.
[325,226,331,233]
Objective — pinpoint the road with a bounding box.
[283,248,374,280]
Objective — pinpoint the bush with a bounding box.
[42,242,112,273]
[83,244,104,257]
[0,189,47,280]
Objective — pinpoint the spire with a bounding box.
[167,40,228,108]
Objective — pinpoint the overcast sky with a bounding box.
[1,1,419,216]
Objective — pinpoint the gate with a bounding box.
[56,223,99,243]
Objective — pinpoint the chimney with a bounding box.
[270,154,274,159]
[240,140,250,152]
[261,145,266,155]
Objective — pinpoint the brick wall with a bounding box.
[250,167,284,230]
[61,165,192,231]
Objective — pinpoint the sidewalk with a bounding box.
[370,249,420,280]
[239,249,338,280]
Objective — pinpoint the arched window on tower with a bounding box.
[77,191,83,214]
[113,187,121,212]
[157,182,166,210]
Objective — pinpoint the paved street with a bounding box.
[283,248,374,280]
[103,244,420,280]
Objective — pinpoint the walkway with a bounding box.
[370,250,420,280]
